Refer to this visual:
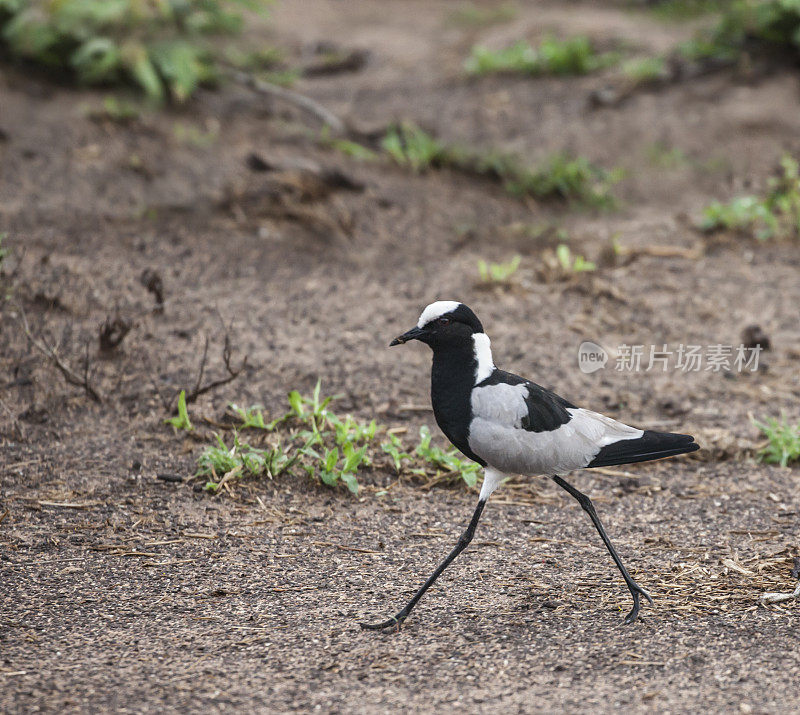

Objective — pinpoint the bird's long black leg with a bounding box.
[552,475,653,624]
[360,499,487,632]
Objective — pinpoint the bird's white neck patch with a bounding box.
[417,300,461,328]
[472,333,494,384]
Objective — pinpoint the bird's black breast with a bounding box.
[430,346,487,466]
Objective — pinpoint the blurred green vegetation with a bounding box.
[681,0,800,60]
[0,0,271,102]
[700,155,800,239]
[465,36,619,77]
[379,123,621,206]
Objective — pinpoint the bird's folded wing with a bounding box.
[468,378,646,475]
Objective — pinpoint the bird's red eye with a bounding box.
[438,317,451,325]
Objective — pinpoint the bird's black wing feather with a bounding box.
[477,369,576,432]
[587,430,699,468]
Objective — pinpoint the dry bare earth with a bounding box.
[1,1,799,712]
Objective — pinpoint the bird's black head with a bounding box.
[390,301,484,350]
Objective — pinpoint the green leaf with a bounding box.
[122,42,165,101]
[150,41,206,103]
[71,37,121,83]
[319,470,338,486]
[164,389,193,430]
[324,447,339,472]
[288,390,304,417]
[341,472,359,495]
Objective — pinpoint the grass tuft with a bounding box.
[465,36,619,77]
[700,155,800,239]
[370,123,620,206]
[754,414,800,467]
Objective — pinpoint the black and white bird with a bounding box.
[361,301,699,631]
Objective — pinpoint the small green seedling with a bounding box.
[556,244,596,273]
[477,255,521,284]
[754,415,800,468]
[700,154,800,239]
[382,433,413,473]
[382,123,450,173]
[415,425,481,487]
[165,390,193,431]
[197,432,296,492]
[230,404,269,430]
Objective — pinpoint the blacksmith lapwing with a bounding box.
[361,301,699,631]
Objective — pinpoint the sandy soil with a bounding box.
[1,1,799,712]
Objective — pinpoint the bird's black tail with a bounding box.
[586,430,699,469]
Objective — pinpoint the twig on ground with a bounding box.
[759,582,800,606]
[228,69,346,135]
[185,330,247,405]
[15,306,102,402]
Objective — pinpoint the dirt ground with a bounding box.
[1,1,799,712]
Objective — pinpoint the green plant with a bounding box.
[197,432,296,491]
[200,381,373,494]
[319,127,378,161]
[754,414,800,467]
[556,244,596,273]
[477,255,521,283]
[672,1,800,64]
[465,36,619,77]
[700,154,800,239]
[381,123,450,173]
[375,123,620,206]
[505,153,622,207]
[194,382,493,495]
[415,426,481,487]
[165,389,193,431]
[700,195,777,237]
[381,433,412,473]
[0,0,271,102]
[230,404,269,430]
[622,56,669,82]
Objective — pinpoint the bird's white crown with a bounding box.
[416,300,462,328]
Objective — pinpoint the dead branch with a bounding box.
[228,69,346,135]
[15,306,102,402]
[185,331,247,405]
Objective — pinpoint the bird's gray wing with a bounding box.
[467,377,642,476]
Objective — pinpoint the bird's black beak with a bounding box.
[390,326,425,347]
